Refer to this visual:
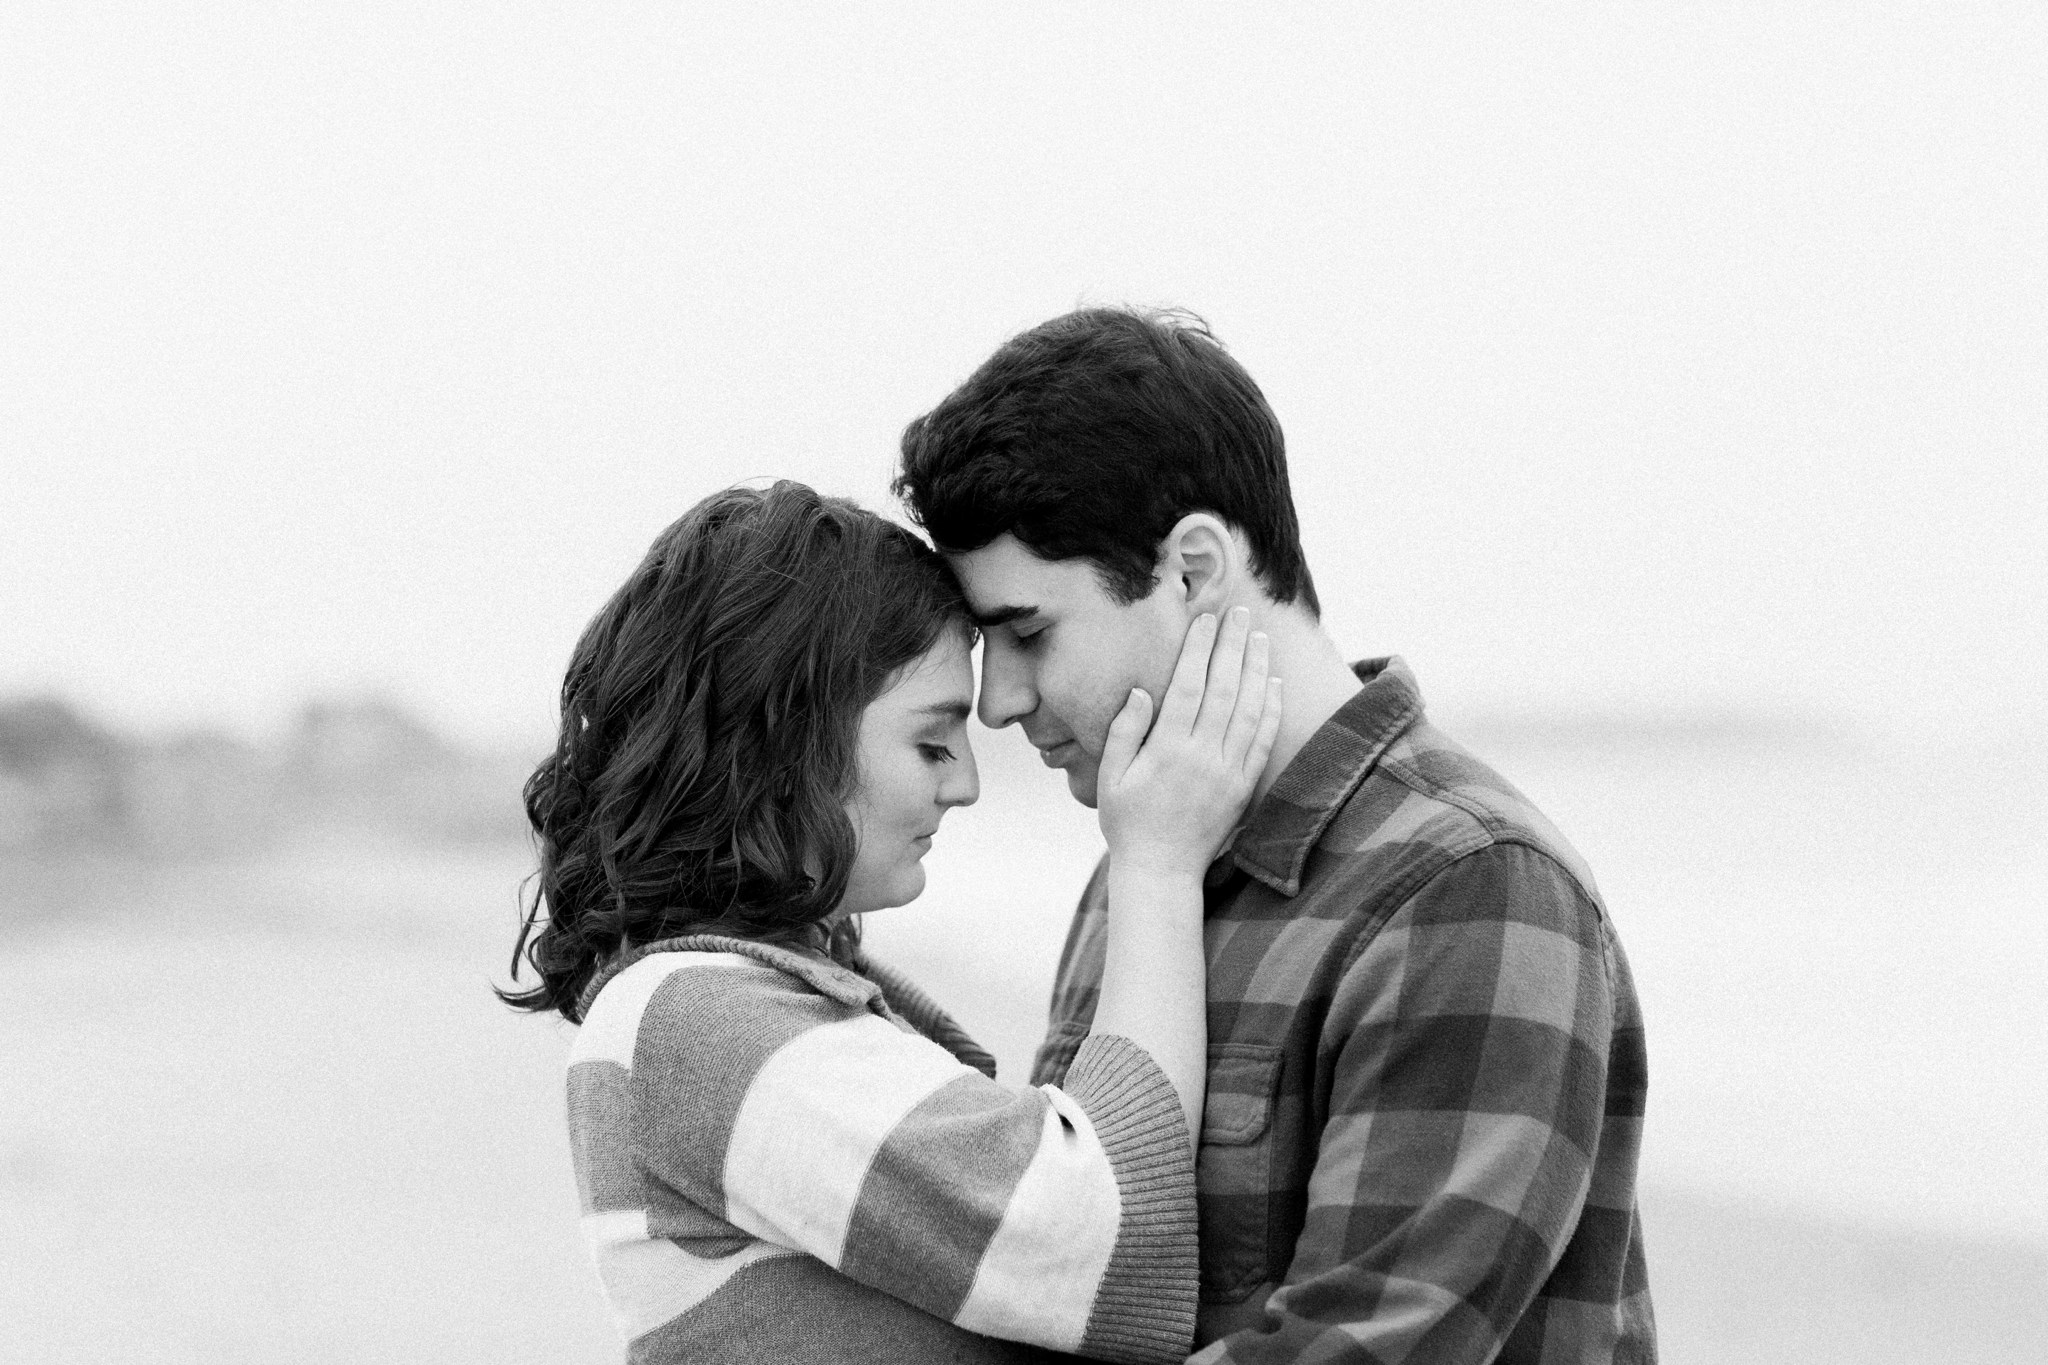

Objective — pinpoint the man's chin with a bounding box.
[1063,760,1100,809]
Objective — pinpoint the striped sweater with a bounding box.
[565,934,1199,1364]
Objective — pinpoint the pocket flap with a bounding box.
[1200,1042,1283,1145]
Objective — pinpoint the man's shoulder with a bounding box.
[1309,717,1603,918]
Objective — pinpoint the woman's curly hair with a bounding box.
[499,481,969,1022]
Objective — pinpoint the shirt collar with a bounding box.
[1228,656,1425,897]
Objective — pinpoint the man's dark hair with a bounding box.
[894,306,1318,613]
[499,481,968,1023]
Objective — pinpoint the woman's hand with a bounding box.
[1096,607,1283,875]
[1089,606,1281,1146]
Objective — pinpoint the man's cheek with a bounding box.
[1040,680,1097,751]
[1078,701,1122,757]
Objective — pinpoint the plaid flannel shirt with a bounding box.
[1030,658,1656,1364]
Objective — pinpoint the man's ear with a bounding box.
[1157,513,1240,614]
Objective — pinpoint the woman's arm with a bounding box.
[1091,608,1282,1145]
[594,949,1198,1364]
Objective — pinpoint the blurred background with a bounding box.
[4,3,2043,1361]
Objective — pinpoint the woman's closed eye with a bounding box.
[918,743,958,764]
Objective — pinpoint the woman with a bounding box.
[504,481,1278,1364]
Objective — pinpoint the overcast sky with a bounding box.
[6,3,2042,748]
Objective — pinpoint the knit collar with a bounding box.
[579,931,887,1020]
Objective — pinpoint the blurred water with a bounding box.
[3,725,2044,1362]
[1491,733,2048,1248]
[0,843,607,1364]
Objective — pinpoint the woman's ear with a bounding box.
[1157,512,1240,614]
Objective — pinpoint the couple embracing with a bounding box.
[505,308,1656,1364]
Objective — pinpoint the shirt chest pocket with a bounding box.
[1198,1042,1284,1302]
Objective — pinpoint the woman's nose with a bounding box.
[942,740,980,808]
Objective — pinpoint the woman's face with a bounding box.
[838,628,980,917]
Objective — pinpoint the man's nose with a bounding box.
[976,645,1035,730]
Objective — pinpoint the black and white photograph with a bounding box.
[4,5,2043,1363]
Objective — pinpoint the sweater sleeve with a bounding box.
[599,950,1197,1364]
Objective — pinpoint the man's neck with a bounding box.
[1249,604,1365,803]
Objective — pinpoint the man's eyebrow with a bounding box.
[969,604,1037,628]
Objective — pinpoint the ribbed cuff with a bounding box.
[1064,1034,1200,1365]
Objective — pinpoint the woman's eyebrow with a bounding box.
[915,701,973,721]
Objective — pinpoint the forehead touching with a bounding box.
[945,534,1123,625]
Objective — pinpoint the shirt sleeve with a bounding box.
[1195,842,1615,1364]
[627,961,1198,1364]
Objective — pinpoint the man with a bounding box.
[895,308,1656,1363]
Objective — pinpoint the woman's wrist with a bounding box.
[1107,859,1206,899]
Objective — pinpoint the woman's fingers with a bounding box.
[1146,608,1280,783]
[1157,612,1219,736]
[1193,607,1253,739]
[1220,629,1271,765]
[1098,686,1153,789]
[1245,677,1284,779]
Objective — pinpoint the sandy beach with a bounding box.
[5,728,2043,1363]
